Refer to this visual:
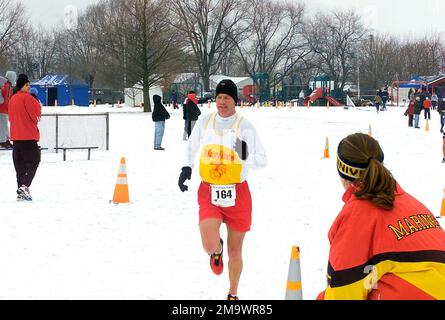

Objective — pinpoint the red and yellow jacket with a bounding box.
[318,183,445,300]
[8,91,41,141]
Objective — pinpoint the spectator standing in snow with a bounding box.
[152,94,170,151]
[413,92,422,128]
[423,97,432,120]
[405,97,415,127]
[171,90,178,110]
[184,91,213,138]
[431,92,438,111]
[317,133,445,300]
[298,89,305,106]
[439,97,445,133]
[8,74,42,201]
[0,71,17,148]
[178,79,267,300]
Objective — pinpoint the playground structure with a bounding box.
[304,75,344,107]
[162,72,347,107]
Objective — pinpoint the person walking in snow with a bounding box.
[317,133,445,300]
[0,71,17,148]
[374,90,382,113]
[152,94,170,151]
[380,86,389,111]
[178,79,267,300]
[8,74,42,201]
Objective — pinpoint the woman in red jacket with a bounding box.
[8,74,42,201]
[318,133,445,300]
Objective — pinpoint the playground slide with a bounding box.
[326,95,343,107]
[304,87,324,106]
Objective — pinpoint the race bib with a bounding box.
[211,184,236,208]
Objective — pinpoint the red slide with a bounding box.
[304,88,324,106]
[325,95,343,107]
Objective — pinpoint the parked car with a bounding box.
[89,88,125,105]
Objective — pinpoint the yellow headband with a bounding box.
[336,155,366,181]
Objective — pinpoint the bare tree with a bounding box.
[61,6,105,88]
[358,34,401,90]
[304,9,367,91]
[231,0,309,81]
[170,0,246,91]
[0,0,26,56]
[92,0,185,112]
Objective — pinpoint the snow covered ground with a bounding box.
[0,103,443,300]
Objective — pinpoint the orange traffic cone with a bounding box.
[438,187,445,218]
[425,119,430,132]
[368,124,372,137]
[285,246,303,300]
[54,99,58,107]
[111,157,130,204]
[93,99,96,108]
[323,137,330,159]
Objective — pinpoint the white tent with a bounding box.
[124,84,163,108]
[209,75,253,91]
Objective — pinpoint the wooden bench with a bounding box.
[54,146,99,161]
[0,147,48,151]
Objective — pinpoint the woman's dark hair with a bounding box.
[338,133,396,210]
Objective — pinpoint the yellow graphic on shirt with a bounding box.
[199,144,242,185]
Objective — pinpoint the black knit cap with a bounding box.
[16,74,29,91]
[215,79,238,103]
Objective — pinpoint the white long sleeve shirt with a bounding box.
[183,112,267,184]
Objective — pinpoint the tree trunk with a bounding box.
[143,83,151,113]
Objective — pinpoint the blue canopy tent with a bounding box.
[31,75,89,107]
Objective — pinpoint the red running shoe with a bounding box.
[210,238,224,275]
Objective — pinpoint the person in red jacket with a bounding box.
[423,97,432,120]
[317,133,445,300]
[8,74,42,201]
[405,97,415,127]
[0,71,16,148]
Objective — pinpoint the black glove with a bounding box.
[178,167,192,192]
[235,138,248,160]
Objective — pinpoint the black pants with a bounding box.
[12,140,40,188]
[408,115,413,127]
[424,108,431,120]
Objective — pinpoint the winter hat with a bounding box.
[16,74,29,91]
[215,79,238,103]
[5,71,17,86]
[29,87,38,96]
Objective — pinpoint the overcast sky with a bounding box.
[24,0,445,38]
